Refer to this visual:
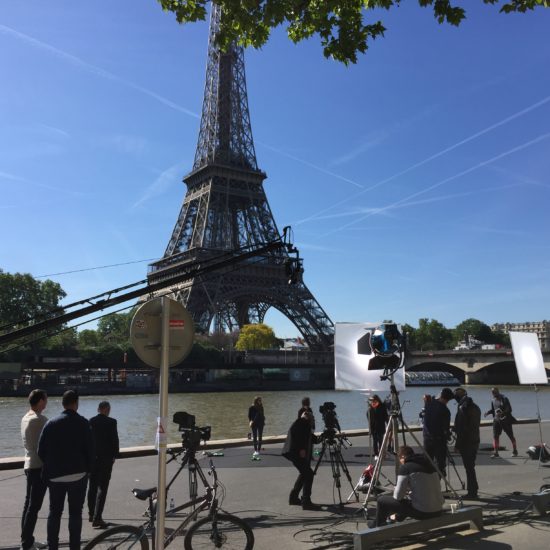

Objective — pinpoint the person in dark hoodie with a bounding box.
[453,387,481,499]
[370,445,444,527]
[282,411,320,510]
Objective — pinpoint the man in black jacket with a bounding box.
[282,411,320,510]
[87,401,119,529]
[38,390,94,550]
[422,388,453,477]
[453,387,481,499]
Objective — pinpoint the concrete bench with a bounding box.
[532,490,550,516]
[353,506,483,550]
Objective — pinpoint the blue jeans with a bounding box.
[47,475,88,550]
[21,468,48,550]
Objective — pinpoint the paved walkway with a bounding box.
[2,422,550,549]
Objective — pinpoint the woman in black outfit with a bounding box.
[368,394,389,457]
[248,396,265,457]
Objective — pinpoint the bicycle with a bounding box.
[84,419,254,550]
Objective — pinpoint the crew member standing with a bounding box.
[485,387,518,458]
[282,411,321,510]
[367,395,389,457]
[38,390,94,550]
[20,389,48,550]
[88,401,119,529]
[453,387,481,499]
[422,388,453,477]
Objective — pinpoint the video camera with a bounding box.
[357,322,405,373]
[319,401,341,435]
[173,411,211,450]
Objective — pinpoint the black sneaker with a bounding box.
[490,452,500,458]
[512,449,518,457]
[302,500,322,511]
[92,520,109,529]
[465,493,479,500]
[289,495,302,506]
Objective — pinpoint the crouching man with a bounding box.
[370,445,444,528]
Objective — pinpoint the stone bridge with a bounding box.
[407,349,550,384]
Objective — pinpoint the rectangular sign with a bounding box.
[169,319,185,329]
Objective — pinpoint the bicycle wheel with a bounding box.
[184,513,254,549]
[83,525,149,550]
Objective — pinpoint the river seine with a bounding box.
[2,386,549,458]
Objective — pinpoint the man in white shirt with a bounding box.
[21,389,48,550]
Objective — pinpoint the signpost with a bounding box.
[130,297,194,550]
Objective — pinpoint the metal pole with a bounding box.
[155,297,170,550]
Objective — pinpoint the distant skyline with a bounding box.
[1,1,549,338]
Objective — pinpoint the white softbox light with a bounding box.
[509,332,548,385]
[334,322,406,392]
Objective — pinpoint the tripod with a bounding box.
[361,379,461,511]
[166,443,210,513]
[313,430,358,505]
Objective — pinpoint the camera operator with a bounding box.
[422,388,453,477]
[369,445,444,528]
[453,388,481,499]
[282,411,321,511]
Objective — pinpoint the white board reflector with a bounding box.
[509,332,548,385]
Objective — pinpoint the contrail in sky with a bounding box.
[257,141,365,189]
[322,132,550,236]
[295,94,550,226]
[0,24,199,119]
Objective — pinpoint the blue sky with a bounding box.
[1,1,549,338]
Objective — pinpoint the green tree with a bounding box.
[77,329,102,349]
[401,323,417,350]
[415,318,452,351]
[235,323,278,350]
[97,310,135,349]
[157,0,547,64]
[47,328,78,352]
[453,318,493,346]
[0,269,66,332]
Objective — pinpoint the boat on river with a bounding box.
[405,370,460,386]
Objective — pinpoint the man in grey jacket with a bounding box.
[370,445,444,527]
[21,389,48,550]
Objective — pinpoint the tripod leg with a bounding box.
[363,417,395,509]
[312,441,326,477]
[334,446,359,502]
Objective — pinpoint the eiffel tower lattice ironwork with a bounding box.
[148,4,333,351]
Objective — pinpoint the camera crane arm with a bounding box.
[0,228,297,348]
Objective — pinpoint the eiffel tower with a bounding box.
[148,4,333,351]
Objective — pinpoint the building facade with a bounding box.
[492,321,550,350]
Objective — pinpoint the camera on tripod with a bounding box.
[319,401,341,436]
[173,411,211,450]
